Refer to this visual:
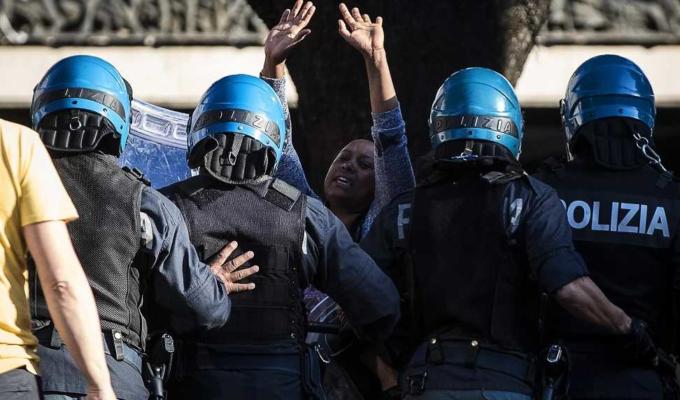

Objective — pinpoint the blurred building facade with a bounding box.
[519,0,680,167]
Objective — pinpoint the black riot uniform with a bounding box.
[359,67,617,400]
[361,162,589,399]
[165,176,307,346]
[162,74,400,400]
[536,148,680,400]
[29,55,231,400]
[162,172,400,400]
[32,153,148,349]
[534,54,680,400]
[29,153,233,400]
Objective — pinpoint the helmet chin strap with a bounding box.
[435,140,518,168]
[565,142,575,162]
[463,140,475,155]
[227,134,244,166]
[449,140,480,162]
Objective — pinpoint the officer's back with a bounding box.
[361,67,645,400]
[28,55,231,400]
[161,74,400,400]
[536,55,680,400]
[539,161,677,343]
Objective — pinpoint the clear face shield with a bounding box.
[119,99,194,188]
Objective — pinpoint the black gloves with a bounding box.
[622,318,658,366]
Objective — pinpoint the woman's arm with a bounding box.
[261,75,318,200]
[338,3,415,238]
[260,0,320,200]
[337,4,413,392]
[365,106,414,237]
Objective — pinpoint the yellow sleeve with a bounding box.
[18,125,78,226]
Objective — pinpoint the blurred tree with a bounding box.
[250,0,551,191]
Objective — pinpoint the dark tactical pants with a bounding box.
[404,390,532,400]
[402,341,534,400]
[35,327,147,400]
[568,353,664,400]
[172,342,324,400]
[0,368,42,400]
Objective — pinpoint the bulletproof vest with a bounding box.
[163,175,307,345]
[409,170,540,352]
[537,160,680,349]
[30,152,147,348]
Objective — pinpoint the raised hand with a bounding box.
[338,3,396,112]
[338,3,384,61]
[264,0,316,67]
[208,241,259,294]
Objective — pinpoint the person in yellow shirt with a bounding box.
[0,118,116,400]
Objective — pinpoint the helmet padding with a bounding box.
[200,133,277,184]
[571,117,652,170]
[37,109,120,155]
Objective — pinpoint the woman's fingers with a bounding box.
[290,0,303,18]
[279,8,291,25]
[338,20,351,39]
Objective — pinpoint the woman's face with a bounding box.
[324,139,376,213]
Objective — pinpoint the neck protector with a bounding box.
[571,117,651,170]
[37,109,120,156]
[200,133,276,185]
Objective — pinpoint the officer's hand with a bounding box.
[85,387,117,400]
[208,241,259,294]
[621,318,659,366]
[264,0,316,67]
[338,3,384,61]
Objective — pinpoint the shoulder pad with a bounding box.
[265,178,302,211]
[122,166,151,186]
[270,178,301,202]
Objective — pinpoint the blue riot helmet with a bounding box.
[187,74,286,181]
[429,67,524,160]
[561,54,655,145]
[32,55,132,154]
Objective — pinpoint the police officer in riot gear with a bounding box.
[360,67,654,400]
[161,74,400,400]
[536,54,680,400]
[29,55,254,400]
